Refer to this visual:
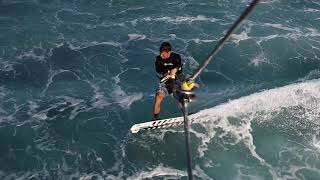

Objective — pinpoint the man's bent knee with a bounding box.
[156,92,166,101]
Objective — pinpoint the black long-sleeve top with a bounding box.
[154,52,182,79]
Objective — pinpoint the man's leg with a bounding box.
[153,92,166,120]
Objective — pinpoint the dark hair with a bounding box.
[159,42,171,52]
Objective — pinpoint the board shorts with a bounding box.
[156,74,184,97]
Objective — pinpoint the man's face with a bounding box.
[160,51,171,59]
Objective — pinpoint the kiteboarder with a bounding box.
[153,42,183,120]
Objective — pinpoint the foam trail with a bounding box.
[184,79,320,178]
[313,131,320,150]
[126,165,186,180]
[126,164,213,180]
[190,79,320,127]
[134,80,320,178]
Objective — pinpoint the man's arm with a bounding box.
[155,58,165,74]
[155,58,167,80]
[169,54,182,77]
[161,68,177,81]
[169,68,178,76]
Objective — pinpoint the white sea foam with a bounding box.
[248,54,272,67]
[261,23,320,41]
[231,21,320,45]
[55,8,99,25]
[184,55,200,71]
[126,165,186,180]
[0,86,9,115]
[263,23,301,33]
[126,164,213,180]
[111,69,143,110]
[276,140,320,179]
[304,8,320,12]
[16,51,46,62]
[192,38,216,44]
[128,34,146,41]
[80,41,122,49]
[306,28,320,37]
[111,85,143,110]
[231,31,250,45]
[313,132,320,150]
[65,41,122,51]
[174,79,320,178]
[0,60,15,72]
[190,78,320,136]
[31,95,85,121]
[118,6,145,14]
[90,83,111,109]
[41,69,79,96]
[142,15,218,24]
[250,56,266,67]
[79,174,104,180]
[130,19,138,26]
[256,34,279,44]
[234,164,265,180]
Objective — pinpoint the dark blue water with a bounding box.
[0,0,320,179]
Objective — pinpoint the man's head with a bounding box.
[159,42,171,59]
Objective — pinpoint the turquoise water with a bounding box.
[0,0,320,179]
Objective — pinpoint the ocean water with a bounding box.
[0,0,320,179]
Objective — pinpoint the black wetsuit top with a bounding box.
[155,52,182,79]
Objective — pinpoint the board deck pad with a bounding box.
[130,116,184,133]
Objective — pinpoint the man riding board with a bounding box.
[153,42,183,120]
